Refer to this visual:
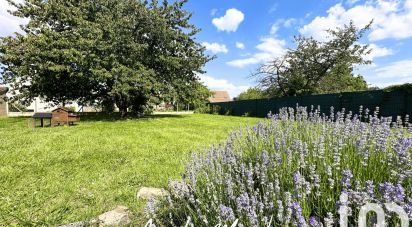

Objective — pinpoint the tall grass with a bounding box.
[151,106,411,226]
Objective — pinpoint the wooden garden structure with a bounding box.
[32,107,80,127]
[51,107,80,126]
[32,112,52,127]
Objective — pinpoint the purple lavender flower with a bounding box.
[292,202,308,227]
[245,164,254,191]
[293,171,302,186]
[379,182,395,202]
[261,150,269,166]
[224,173,234,200]
[291,202,302,215]
[285,192,292,224]
[293,171,303,198]
[309,216,322,227]
[394,137,412,166]
[218,204,235,222]
[394,183,405,203]
[365,180,376,199]
[236,193,250,212]
[341,169,353,192]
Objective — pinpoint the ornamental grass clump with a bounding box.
[150,106,411,226]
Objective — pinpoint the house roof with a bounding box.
[0,87,8,95]
[208,90,231,103]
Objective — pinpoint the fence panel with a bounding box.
[296,93,341,114]
[210,89,412,120]
[340,90,384,115]
[407,93,412,118]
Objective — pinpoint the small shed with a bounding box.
[51,107,80,126]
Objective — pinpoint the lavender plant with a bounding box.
[150,106,412,226]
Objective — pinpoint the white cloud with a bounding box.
[346,0,361,6]
[236,42,245,50]
[283,18,297,28]
[364,43,393,61]
[270,18,296,35]
[375,60,412,79]
[0,0,26,37]
[270,24,279,35]
[198,74,250,98]
[269,3,278,14]
[212,8,245,32]
[202,42,228,54]
[210,8,218,16]
[300,1,412,41]
[363,59,412,87]
[270,19,284,35]
[227,37,286,68]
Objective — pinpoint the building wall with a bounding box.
[27,97,82,112]
[0,94,8,116]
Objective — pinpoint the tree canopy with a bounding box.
[237,87,267,100]
[0,0,210,116]
[255,21,371,97]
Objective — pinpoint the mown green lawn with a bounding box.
[0,114,259,225]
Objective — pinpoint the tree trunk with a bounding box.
[115,95,128,118]
[120,106,128,118]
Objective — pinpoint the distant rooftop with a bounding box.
[208,90,231,103]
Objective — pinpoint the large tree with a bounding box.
[0,0,209,117]
[255,22,371,97]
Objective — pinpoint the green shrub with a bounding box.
[194,105,211,114]
[195,105,221,115]
[384,83,412,94]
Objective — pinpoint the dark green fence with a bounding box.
[209,89,412,120]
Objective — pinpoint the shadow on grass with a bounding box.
[2,113,190,127]
[1,116,30,122]
[79,112,188,122]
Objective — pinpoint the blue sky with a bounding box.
[1,0,412,97]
